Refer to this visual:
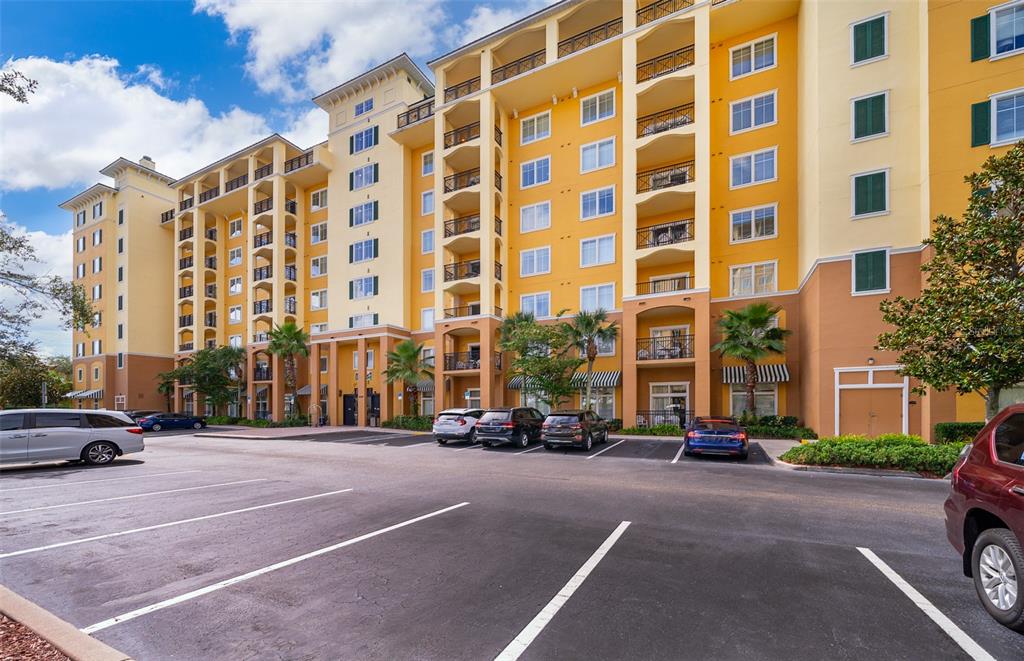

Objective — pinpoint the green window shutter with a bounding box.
[854,172,886,215]
[971,15,990,62]
[372,126,379,145]
[854,94,887,139]
[349,135,354,154]
[854,98,870,139]
[869,172,886,213]
[372,200,379,220]
[348,281,354,299]
[372,238,379,257]
[349,317,354,329]
[348,208,354,227]
[854,250,887,292]
[372,163,379,183]
[854,176,870,215]
[348,172,354,191]
[852,17,885,63]
[372,313,379,325]
[348,245,353,263]
[372,276,379,295]
[971,100,991,147]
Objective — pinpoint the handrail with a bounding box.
[179,198,194,211]
[225,173,248,192]
[637,103,695,138]
[637,45,695,83]
[443,259,481,282]
[160,209,175,223]
[254,163,273,180]
[444,121,480,149]
[637,275,692,296]
[443,351,502,371]
[636,161,694,193]
[444,304,482,318]
[492,50,545,84]
[397,98,435,128]
[444,76,481,102]
[443,168,480,193]
[179,228,193,241]
[636,335,695,360]
[557,17,622,57]
[199,186,219,203]
[636,218,695,248]
[254,198,273,214]
[253,300,272,314]
[284,151,312,173]
[637,0,694,26]
[253,232,272,248]
[444,214,481,237]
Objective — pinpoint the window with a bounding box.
[311,222,328,244]
[311,323,328,335]
[92,256,102,273]
[116,264,124,281]
[349,313,377,328]
[852,169,889,217]
[117,237,124,254]
[350,164,378,190]
[650,383,688,413]
[92,339,102,354]
[229,247,242,266]
[92,228,102,245]
[355,98,373,116]
[580,235,615,267]
[76,344,84,358]
[117,352,124,369]
[76,237,85,252]
[581,89,615,125]
[730,383,777,417]
[521,156,551,189]
[521,111,551,145]
[421,268,434,292]
[994,413,1024,466]
[350,201,378,226]
[520,201,551,233]
[520,292,551,318]
[580,283,614,312]
[229,335,242,347]
[229,219,242,237]
[76,263,85,279]
[580,186,615,220]
[92,284,102,300]
[421,393,435,417]
[311,189,328,210]
[420,308,434,331]
[311,290,328,309]
[92,312,101,327]
[229,277,243,294]
[229,306,242,323]
[852,92,888,141]
[350,238,377,263]
[422,151,434,176]
[36,411,83,429]
[422,347,435,367]
[75,210,86,226]
[994,2,1024,57]
[591,387,615,419]
[92,202,103,218]
[852,249,889,294]
[731,35,776,79]
[421,229,434,254]
[730,148,776,188]
[730,91,776,133]
[851,14,887,64]
[729,261,777,296]
[994,90,1024,145]
[580,137,615,173]
[350,276,376,299]
[319,356,329,372]
[730,204,777,243]
[421,191,434,215]
[520,246,551,277]
[351,126,378,153]
[311,256,327,277]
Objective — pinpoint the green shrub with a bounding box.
[780,435,967,475]
[606,418,623,432]
[382,415,432,431]
[749,415,800,428]
[619,424,684,437]
[236,418,271,428]
[744,425,817,440]
[205,415,239,425]
[934,421,986,444]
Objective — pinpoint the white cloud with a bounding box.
[452,1,555,45]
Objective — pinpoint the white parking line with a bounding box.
[0,470,201,492]
[670,444,686,464]
[0,479,267,516]
[494,521,631,661]
[515,445,545,455]
[454,443,483,452]
[857,547,995,661]
[81,501,470,634]
[585,439,626,460]
[1,489,354,559]
[349,435,402,444]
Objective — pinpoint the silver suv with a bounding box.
[0,409,145,466]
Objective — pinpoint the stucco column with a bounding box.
[693,294,712,417]
[271,353,285,421]
[433,329,446,411]
[246,348,256,419]
[327,341,339,425]
[622,303,639,426]
[357,337,368,426]
[309,342,321,424]
[480,322,494,407]
[380,336,394,422]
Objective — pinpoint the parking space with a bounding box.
[2,434,1022,660]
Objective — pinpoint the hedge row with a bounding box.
[382,415,432,431]
[933,421,986,444]
[780,434,968,475]
[205,415,309,428]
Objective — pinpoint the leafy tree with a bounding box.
[266,322,309,412]
[48,355,73,382]
[566,309,618,412]
[382,340,434,416]
[167,346,245,415]
[712,303,791,416]
[878,142,1024,420]
[499,312,583,410]
[0,351,71,408]
[1,68,38,103]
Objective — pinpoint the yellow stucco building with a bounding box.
[63,0,1024,438]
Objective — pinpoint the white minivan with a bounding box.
[0,409,144,466]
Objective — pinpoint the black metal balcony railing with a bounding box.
[285,199,297,214]
[635,409,695,428]
[637,275,693,296]
[637,335,695,360]
[253,300,272,315]
[444,76,481,102]
[253,266,271,281]
[161,209,175,223]
[637,45,695,83]
[254,163,273,180]
[444,259,481,282]
[254,232,272,248]
[444,214,481,237]
[253,367,272,381]
[179,285,193,298]
[205,284,217,297]
[492,49,545,84]
[206,339,217,349]
[637,219,695,249]
[179,197,194,212]
[199,187,219,203]
[205,313,216,326]
[178,343,194,353]
[179,314,193,328]
[284,265,297,281]
[637,0,695,25]
[494,261,503,281]
[444,121,480,149]
[495,216,503,236]
[285,232,297,247]
[179,227,193,241]
[284,151,313,173]
[558,17,623,57]
[179,257,194,269]
[637,161,695,193]
[397,98,435,128]
[253,332,269,343]
[444,303,481,318]
[225,173,248,192]
[204,256,217,269]
[443,351,502,371]
[444,168,480,193]
[205,228,217,240]
[637,103,695,138]
[495,125,503,147]
[254,198,273,215]
[495,170,503,192]
[284,297,297,314]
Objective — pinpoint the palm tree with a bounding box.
[712,303,791,418]
[382,340,434,416]
[156,371,176,411]
[566,309,618,412]
[499,310,537,349]
[266,321,310,416]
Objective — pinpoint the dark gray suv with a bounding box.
[475,408,545,448]
[542,410,610,451]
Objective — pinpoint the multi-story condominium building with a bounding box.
[63,0,1024,439]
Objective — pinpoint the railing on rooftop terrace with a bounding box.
[397,98,435,128]
[491,50,545,84]
[557,17,622,57]
[637,0,695,25]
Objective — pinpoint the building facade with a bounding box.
[64,0,1024,439]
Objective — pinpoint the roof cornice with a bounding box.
[312,53,433,109]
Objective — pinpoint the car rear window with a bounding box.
[480,411,511,423]
[33,412,83,429]
[695,421,740,432]
[436,413,463,421]
[86,413,134,428]
[994,414,1024,466]
[546,415,580,424]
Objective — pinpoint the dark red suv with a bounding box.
[944,404,1024,632]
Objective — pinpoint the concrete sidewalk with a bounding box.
[195,425,423,439]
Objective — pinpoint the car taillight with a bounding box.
[542,423,550,429]
[686,431,696,438]
[502,422,514,428]
[952,444,972,482]
[738,432,748,441]
[127,427,143,434]
[571,424,582,430]
[138,417,150,423]
[457,417,467,426]
[433,417,440,424]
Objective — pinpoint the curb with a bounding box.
[0,585,132,661]
[195,427,427,440]
[771,458,941,480]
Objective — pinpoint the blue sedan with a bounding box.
[683,417,748,460]
[137,412,207,431]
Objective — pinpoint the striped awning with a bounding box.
[722,364,790,384]
[65,390,84,399]
[508,371,622,390]
[255,386,268,397]
[296,384,312,396]
[75,389,103,399]
[416,379,434,392]
[182,389,194,401]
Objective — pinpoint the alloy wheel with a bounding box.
[979,544,1019,611]
[87,443,116,464]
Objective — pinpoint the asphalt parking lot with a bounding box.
[2,430,1023,660]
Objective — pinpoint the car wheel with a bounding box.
[584,434,593,451]
[481,441,491,447]
[972,528,1024,632]
[82,442,117,466]
[468,428,476,443]
[437,438,447,445]
[738,452,749,461]
[193,421,203,429]
[151,423,162,432]
[544,443,554,451]
[516,431,528,448]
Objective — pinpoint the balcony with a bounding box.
[444,168,480,193]
[638,46,695,83]
[491,50,545,84]
[161,209,175,223]
[397,98,435,128]
[254,198,273,215]
[178,342,194,352]
[494,171,503,192]
[179,256,194,270]
[253,300,272,315]
[225,173,248,192]
[443,351,502,371]
[285,200,297,214]
[495,261,503,280]
[444,259,481,282]
[254,163,273,180]
[638,103,695,138]
[444,122,480,149]
[204,256,217,269]
[284,296,297,314]
[637,0,694,26]
[179,227,194,241]
[284,151,312,173]
[637,219,694,249]
[205,284,217,297]
[206,339,217,349]
[636,335,695,360]
[495,125,503,147]
[444,214,481,237]
[254,232,272,248]
[637,275,692,296]
[253,266,271,281]
[253,367,272,381]
[199,187,219,203]
[205,313,217,326]
[284,265,297,281]
[637,161,694,193]
[285,232,297,248]
[558,18,622,57]
[205,228,217,240]
[444,76,481,102]
[253,332,269,343]
[179,314,194,328]
[179,285,193,298]
[179,197,194,212]
[444,303,480,318]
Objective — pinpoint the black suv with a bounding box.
[542,410,610,451]
[475,408,545,448]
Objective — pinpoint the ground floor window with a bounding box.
[284,393,295,415]
[650,382,688,412]
[592,388,615,419]
[420,393,434,417]
[204,402,213,416]
[521,392,551,415]
[255,393,269,420]
[184,401,194,416]
[228,402,240,418]
[464,388,481,409]
[729,383,778,417]
[114,394,126,410]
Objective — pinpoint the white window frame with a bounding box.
[92,256,102,273]
[228,247,242,266]
[849,12,889,67]
[728,260,778,297]
[355,98,373,116]
[729,383,779,417]
[229,218,242,237]
[520,292,552,319]
[729,203,778,245]
[729,90,777,135]
[351,276,375,300]
[519,201,551,233]
[92,229,102,246]
[311,289,328,310]
[351,239,375,263]
[310,188,328,210]
[520,110,551,145]
[311,323,328,335]
[850,90,890,143]
[991,86,1024,147]
[229,334,242,347]
[519,246,552,277]
[352,164,376,190]
[422,151,434,176]
[580,136,616,174]
[311,222,328,244]
[421,190,434,216]
[850,247,892,296]
[229,276,243,295]
[421,229,434,254]
[579,234,616,268]
[92,284,102,300]
[990,1,1024,61]
[352,201,376,227]
[76,236,85,252]
[729,146,778,190]
[350,313,375,328]
[229,305,242,324]
[310,256,328,278]
[421,268,434,293]
[520,155,551,190]
[580,185,616,221]
[420,307,435,331]
[352,126,376,154]
[92,202,103,219]
[649,381,690,412]
[580,88,615,126]
[76,263,85,279]
[850,167,891,219]
[729,33,777,81]
[579,282,615,312]
[92,340,102,354]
